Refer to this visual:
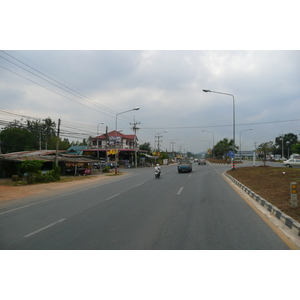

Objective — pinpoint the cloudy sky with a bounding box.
[1,1,300,154]
[1,50,299,154]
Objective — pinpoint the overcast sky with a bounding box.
[1,1,300,154]
[1,50,299,153]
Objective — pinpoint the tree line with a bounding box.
[0,118,87,154]
[209,133,300,159]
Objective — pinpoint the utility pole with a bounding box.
[130,118,141,167]
[155,134,163,152]
[39,119,42,151]
[55,119,61,167]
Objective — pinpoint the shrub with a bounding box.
[19,160,61,184]
[102,166,110,173]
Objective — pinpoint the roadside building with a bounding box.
[83,130,146,167]
[0,150,97,178]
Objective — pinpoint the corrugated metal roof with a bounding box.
[0,150,97,163]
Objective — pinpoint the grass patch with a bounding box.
[227,167,300,223]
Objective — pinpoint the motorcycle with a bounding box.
[155,169,161,179]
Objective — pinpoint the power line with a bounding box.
[139,118,300,130]
[0,51,135,123]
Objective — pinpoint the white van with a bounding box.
[283,159,300,167]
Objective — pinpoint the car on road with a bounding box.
[283,159,300,168]
[178,159,192,173]
[198,159,206,165]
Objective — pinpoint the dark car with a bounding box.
[178,159,192,173]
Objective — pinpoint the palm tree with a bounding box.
[213,138,238,159]
[43,118,56,150]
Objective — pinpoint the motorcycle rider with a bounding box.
[154,164,161,177]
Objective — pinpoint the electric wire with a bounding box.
[0,51,135,123]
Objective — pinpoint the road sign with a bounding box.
[229,151,235,158]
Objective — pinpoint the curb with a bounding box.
[224,172,300,237]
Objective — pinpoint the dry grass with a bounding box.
[227,166,300,223]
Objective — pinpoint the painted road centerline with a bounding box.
[105,194,120,201]
[177,187,184,195]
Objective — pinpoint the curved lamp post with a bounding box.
[203,89,235,169]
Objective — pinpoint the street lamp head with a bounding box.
[133,107,140,111]
[203,89,211,93]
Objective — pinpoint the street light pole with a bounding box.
[201,129,214,158]
[239,128,253,160]
[203,89,235,170]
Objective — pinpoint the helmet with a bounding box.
[157,164,159,166]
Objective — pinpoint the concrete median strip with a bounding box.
[224,172,300,237]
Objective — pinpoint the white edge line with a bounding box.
[24,218,66,238]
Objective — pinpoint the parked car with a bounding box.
[198,159,206,165]
[283,159,300,168]
[178,159,192,173]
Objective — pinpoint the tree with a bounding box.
[274,133,298,158]
[26,119,43,150]
[46,136,71,150]
[20,159,44,177]
[43,118,56,150]
[213,138,238,159]
[0,127,36,153]
[291,142,300,154]
[139,142,152,154]
[257,141,274,165]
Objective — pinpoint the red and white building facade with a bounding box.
[82,131,146,166]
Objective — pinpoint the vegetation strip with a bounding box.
[224,172,300,236]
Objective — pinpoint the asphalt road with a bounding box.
[0,163,290,249]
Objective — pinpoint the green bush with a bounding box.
[102,166,110,173]
[20,160,61,184]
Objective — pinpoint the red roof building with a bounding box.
[83,131,146,166]
[91,130,136,149]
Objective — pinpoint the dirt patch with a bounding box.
[227,166,300,223]
[0,172,124,202]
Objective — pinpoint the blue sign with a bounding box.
[229,151,235,158]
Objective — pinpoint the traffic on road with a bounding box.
[0,162,295,250]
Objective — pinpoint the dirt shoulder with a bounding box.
[0,172,122,202]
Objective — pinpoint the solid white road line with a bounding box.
[177,187,184,195]
[24,218,66,238]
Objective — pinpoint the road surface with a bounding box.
[0,163,291,249]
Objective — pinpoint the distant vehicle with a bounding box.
[198,159,206,165]
[107,162,119,168]
[178,159,192,173]
[194,159,199,163]
[283,159,300,168]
